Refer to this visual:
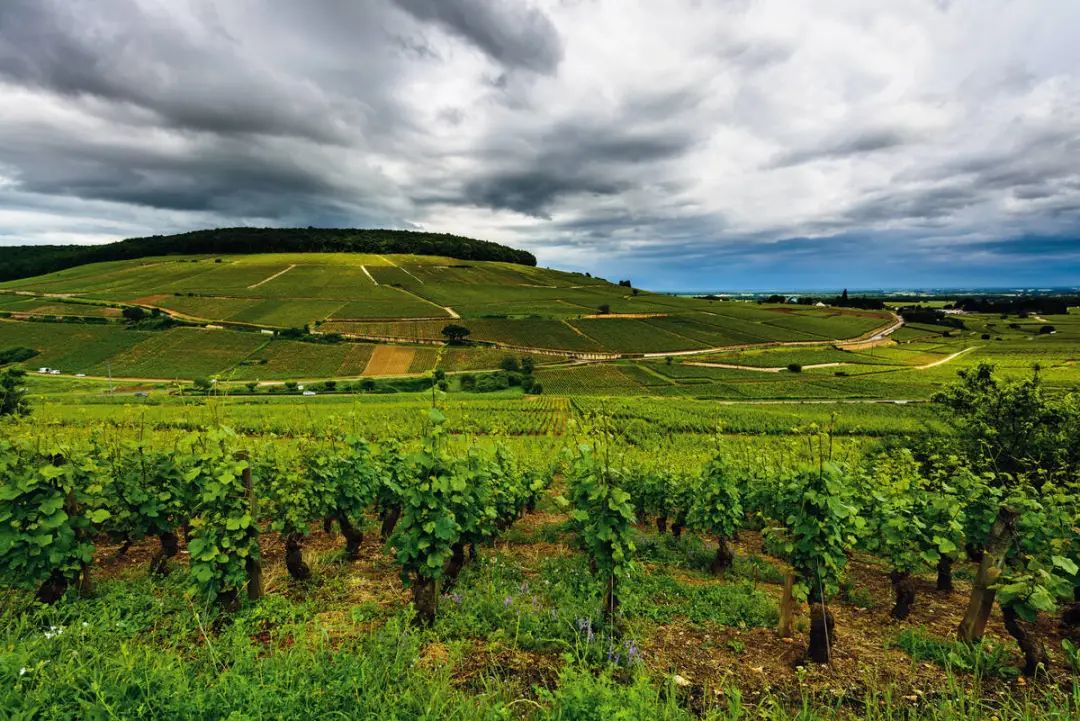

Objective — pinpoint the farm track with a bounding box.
[915,345,979,369]
[683,361,848,373]
[247,264,296,289]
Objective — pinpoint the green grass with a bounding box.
[888,628,1020,679]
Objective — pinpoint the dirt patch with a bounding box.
[451,640,562,698]
[362,345,416,376]
[131,295,170,306]
[641,529,1076,708]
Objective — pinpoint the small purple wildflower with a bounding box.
[503,595,513,608]
[450,593,462,605]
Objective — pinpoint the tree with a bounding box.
[441,324,471,343]
[245,381,258,393]
[520,356,535,374]
[192,377,212,393]
[841,289,849,301]
[500,356,520,372]
[121,306,147,322]
[597,304,611,315]
[935,364,1080,660]
[0,368,29,417]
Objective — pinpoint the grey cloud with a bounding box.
[772,129,911,167]
[391,0,562,74]
[0,0,410,144]
[454,94,703,216]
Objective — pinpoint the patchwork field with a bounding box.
[0,253,892,354]
[1,253,1075,401]
[362,345,419,376]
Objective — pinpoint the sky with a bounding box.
[0,0,1079,291]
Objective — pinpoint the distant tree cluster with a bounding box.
[0,347,38,365]
[831,289,885,310]
[460,355,541,394]
[0,227,537,282]
[897,307,965,329]
[760,290,884,310]
[950,296,1079,316]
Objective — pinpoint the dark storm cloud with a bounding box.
[0,0,408,144]
[458,107,703,217]
[841,184,981,226]
[390,0,562,74]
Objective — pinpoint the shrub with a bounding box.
[0,347,39,365]
[1,367,30,416]
[121,306,147,322]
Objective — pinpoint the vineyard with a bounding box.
[2,363,1078,719]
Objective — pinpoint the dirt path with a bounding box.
[916,345,978,369]
[379,255,424,284]
[639,313,903,360]
[361,265,379,286]
[682,361,848,373]
[248,264,296,289]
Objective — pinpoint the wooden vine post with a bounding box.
[777,571,795,638]
[239,451,263,602]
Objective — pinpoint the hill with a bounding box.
[0,227,536,282]
[0,252,896,382]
